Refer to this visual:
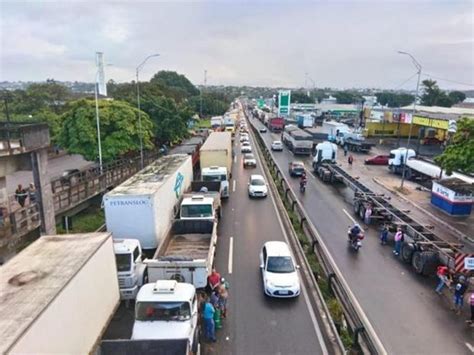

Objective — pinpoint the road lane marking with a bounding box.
[234,154,237,164]
[228,237,233,274]
[232,179,236,192]
[342,208,357,224]
[466,343,474,353]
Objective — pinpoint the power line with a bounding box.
[422,73,474,87]
[394,71,419,90]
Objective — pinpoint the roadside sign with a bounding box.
[278,90,291,116]
[465,257,474,270]
[257,99,265,109]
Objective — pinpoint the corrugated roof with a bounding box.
[0,233,111,354]
[200,132,231,151]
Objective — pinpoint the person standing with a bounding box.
[466,292,474,326]
[343,145,348,157]
[380,224,389,245]
[348,154,354,167]
[393,227,403,256]
[207,268,221,293]
[202,298,216,342]
[453,276,467,315]
[364,205,372,225]
[435,265,449,294]
[218,278,229,318]
[15,184,27,208]
[28,183,37,204]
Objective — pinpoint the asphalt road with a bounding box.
[248,112,473,355]
[206,124,327,355]
[6,153,91,194]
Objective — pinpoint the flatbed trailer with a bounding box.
[313,162,470,276]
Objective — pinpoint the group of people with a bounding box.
[15,183,37,208]
[202,268,230,343]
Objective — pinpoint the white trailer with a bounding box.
[321,121,350,142]
[103,154,193,252]
[0,233,119,355]
[200,132,233,198]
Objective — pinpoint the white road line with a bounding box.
[228,237,233,274]
[232,179,236,192]
[342,208,357,224]
[466,343,474,353]
[234,154,237,164]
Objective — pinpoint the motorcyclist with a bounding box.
[349,223,362,242]
[300,172,307,188]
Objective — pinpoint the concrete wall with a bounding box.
[0,154,31,177]
[9,236,120,354]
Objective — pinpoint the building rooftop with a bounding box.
[0,233,111,354]
[400,105,474,118]
[106,154,190,196]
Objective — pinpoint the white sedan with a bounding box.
[248,174,267,198]
[271,140,283,151]
[259,241,300,298]
[241,142,252,153]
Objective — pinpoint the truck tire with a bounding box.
[359,206,365,220]
[142,270,149,285]
[400,242,415,264]
[420,251,439,276]
[191,328,200,355]
[411,251,424,274]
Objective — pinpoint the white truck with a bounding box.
[321,121,350,142]
[1,233,119,355]
[312,141,338,169]
[100,280,200,355]
[180,181,222,221]
[144,219,218,288]
[200,131,233,198]
[103,154,193,300]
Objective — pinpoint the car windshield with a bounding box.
[181,204,213,218]
[251,178,265,186]
[273,141,282,145]
[115,253,132,272]
[245,154,255,159]
[266,256,295,273]
[136,301,191,321]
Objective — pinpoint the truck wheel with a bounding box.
[411,251,424,274]
[420,251,438,276]
[400,242,415,264]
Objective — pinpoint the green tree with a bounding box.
[420,79,455,107]
[375,92,415,107]
[334,91,362,104]
[291,91,314,104]
[434,118,474,174]
[188,93,228,117]
[59,99,154,161]
[150,71,200,99]
[448,91,466,105]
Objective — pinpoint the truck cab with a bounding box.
[132,280,199,354]
[201,166,229,198]
[113,239,148,300]
[388,148,416,167]
[180,194,220,221]
[312,141,337,170]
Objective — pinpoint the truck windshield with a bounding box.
[266,256,295,273]
[136,301,191,321]
[115,254,132,272]
[203,174,226,182]
[181,204,213,218]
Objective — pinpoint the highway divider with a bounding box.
[245,108,387,355]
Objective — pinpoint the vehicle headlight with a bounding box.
[265,279,274,287]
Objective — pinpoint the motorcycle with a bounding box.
[300,180,307,193]
[347,228,364,251]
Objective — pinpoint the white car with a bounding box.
[241,142,252,153]
[243,153,257,168]
[248,174,267,198]
[259,127,267,133]
[259,241,300,298]
[271,141,283,151]
[240,135,249,143]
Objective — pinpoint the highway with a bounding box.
[247,111,473,354]
[207,121,328,354]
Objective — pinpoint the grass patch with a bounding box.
[57,205,105,234]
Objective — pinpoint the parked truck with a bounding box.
[144,219,218,288]
[100,280,200,355]
[266,116,285,132]
[1,233,119,355]
[281,124,313,155]
[321,121,350,142]
[180,181,222,220]
[296,114,314,129]
[200,132,233,198]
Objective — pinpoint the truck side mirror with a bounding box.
[259,264,264,269]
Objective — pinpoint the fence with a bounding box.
[247,110,386,354]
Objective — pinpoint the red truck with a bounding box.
[267,117,285,133]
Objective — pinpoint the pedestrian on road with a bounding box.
[380,224,389,245]
[207,267,221,293]
[393,227,403,256]
[28,183,37,204]
[453,275,467,315]
[344,145,348,157]
[348,154,354,167]
[15,184,27,208]
[218,278,229,318]
[466,292,474,326]
[364,205,372,225]
[435,265,450,294]
[203,298,216,342]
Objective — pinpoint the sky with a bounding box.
[0,0,473,90]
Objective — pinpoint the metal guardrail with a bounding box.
[246,108,387,354]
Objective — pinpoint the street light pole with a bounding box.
[136,53,160,169]
[94,73,103,173]
[398,51,422,189]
